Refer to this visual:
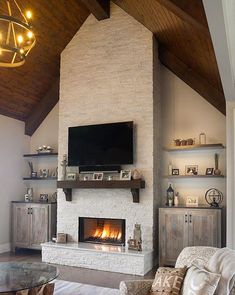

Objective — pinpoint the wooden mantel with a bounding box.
[57,179,145,203]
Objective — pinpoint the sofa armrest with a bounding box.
[119,280,153,295]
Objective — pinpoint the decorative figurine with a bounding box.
[60,154,68,181]
[127,224,142,251]
[214,153,221,176]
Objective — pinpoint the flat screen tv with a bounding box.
[68,121,133,167]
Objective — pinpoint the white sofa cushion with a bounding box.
[181,264,221,295]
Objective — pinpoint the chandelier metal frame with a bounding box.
[0,0,36,67]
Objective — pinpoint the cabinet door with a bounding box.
[30,204,49,249]
[159,209,188,266]
[13,204,30,248]
[188,209,221,247]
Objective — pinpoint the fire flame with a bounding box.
[93,224,122,241]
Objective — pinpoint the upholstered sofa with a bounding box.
[119,246,235,295]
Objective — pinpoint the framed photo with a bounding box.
[185,165,198,175]
[93,172,104,181]
[40,193,48,202]
[67,172,77,181]
[120,170,131,180]
[172,168,179,176]
[186,196,198,207]
[206,168,214,175]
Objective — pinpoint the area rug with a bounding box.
[54,280,120,295]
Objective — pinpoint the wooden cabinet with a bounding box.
[159,207,221,266]
[12,202,56,250]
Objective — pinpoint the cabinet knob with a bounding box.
[185,214,188,223]
[27,208,32,214]
[189,214,192,223]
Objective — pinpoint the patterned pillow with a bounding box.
[149,267,187,295]
[181,264,221,295]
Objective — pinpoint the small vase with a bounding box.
[214,169,221,176]
[132,169,141,180]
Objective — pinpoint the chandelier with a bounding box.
[0,0,36,67]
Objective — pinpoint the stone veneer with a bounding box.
[42,3,161,275]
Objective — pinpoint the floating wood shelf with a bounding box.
[23,153,58,157]
[164,143,225,152]
[163,175,225,179]
[57,179,145,203]
[23,177,58,181]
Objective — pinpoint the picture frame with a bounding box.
[186,196,198,207]
[120,170,131,180]
[185,165,198,175]
[172,168,179,176]
[40,193,48,203]
[206,168,214,175]
[93,172,104,181]
[66,172,77,181]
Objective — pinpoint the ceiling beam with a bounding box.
[159,45,226,115]
[80,0,110,20]
[155,0,209,36]
[25,79,59,136]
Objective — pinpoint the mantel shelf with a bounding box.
[23,153,58,158]
[57,179,146,203]
[163,175,225,179]
[164,143,225,152]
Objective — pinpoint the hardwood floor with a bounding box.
[0,249,156,289]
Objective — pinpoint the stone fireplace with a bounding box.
[79,217,125,246]
[42,3,160,276]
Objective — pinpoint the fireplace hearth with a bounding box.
[79,217,125,246]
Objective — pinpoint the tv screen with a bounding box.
[68,121,133,166]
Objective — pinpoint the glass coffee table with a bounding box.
[0,262,58,294]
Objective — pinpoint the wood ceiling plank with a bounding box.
[25,78,59,136]
[113,0,224,105]
[0,0,89,123]
[155,0,209,35]
[80,0,110,20]
[159,45,225,115]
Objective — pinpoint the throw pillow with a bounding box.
[149,266,187,295]
[181,264,221,295]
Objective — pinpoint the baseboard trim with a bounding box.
[0,243,11,253]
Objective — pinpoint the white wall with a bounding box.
[0,115,29,252]
[29,104,59,201]
[161,66,226,205]
[30,104,59,153]
[58,3,160,250]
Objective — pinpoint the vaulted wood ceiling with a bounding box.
[0,0,225,136]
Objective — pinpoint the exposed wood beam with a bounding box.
[155,0,209,36]
[80,0,110,20]
[25,79,59,136]
[0,108,24,122]
[159,45,226,115]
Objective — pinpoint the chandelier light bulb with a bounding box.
[27,31,33,39]
[17,35,23,44]
[26,11,32,19]
[20,48,24,54]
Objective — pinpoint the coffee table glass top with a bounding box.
[0,262,58,293]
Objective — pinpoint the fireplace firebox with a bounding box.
[79,217,125,246]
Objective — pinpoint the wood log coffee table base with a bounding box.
[1,283,55,295]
